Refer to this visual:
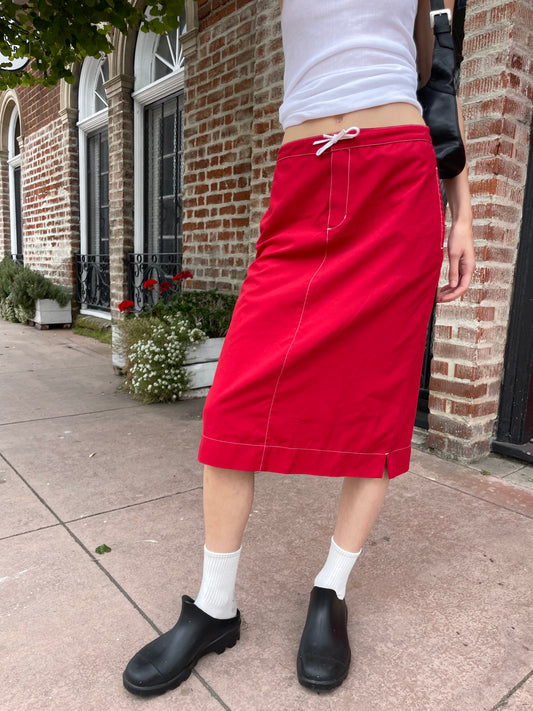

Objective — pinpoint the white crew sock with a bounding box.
[194,545,241,619]
[314,537,362,600]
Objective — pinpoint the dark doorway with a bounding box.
[493,119,533,464]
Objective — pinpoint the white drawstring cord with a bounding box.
[313,126,361,156]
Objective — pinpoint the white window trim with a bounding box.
[7,108,21,256]
[78,56,109,257]
[80,308,112,322]
[79,57,108,121]
[77,56,110,316]
[133,29,185,254]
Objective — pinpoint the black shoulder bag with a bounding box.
[417,0,466,179]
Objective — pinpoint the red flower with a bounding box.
[143,278,158,290]
[118,300,134,313]
[159,281,173,292]
[172,270,193,282]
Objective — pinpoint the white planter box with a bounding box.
[183,337,224,397]
[112,328,224,397]
[33,299,72,327]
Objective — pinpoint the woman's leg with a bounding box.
[297,470,390,691]
[203,465,255,552]
[123,465,253,696]
[194,465,254,619]
[333,471,389,552]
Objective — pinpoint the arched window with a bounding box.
[77,56,110,314]
[132,22,185,263]
[7,107,23,262]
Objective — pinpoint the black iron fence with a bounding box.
[127,252,183,312]
[75,253,110,312]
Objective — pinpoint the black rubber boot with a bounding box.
[123,595,241,696]
[297,586,351,691]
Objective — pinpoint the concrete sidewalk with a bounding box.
[1,319,532,711]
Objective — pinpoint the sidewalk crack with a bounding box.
[490,667,533,710]
[411,471,533,520]
[63,486,203,523]
[193,670,234,711]
[0,404,144,428]
[0,522,60,542]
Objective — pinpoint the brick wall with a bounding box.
[428,0,533,459]
[182,0,284,291]
[0,84,80,288]
[19,83,61,136]
[182,0,256,292]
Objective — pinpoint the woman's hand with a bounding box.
[437,218,476,303]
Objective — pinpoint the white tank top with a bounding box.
[279,0,422,130]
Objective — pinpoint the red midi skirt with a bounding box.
[198,124,444,478]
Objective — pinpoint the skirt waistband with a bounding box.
[278,123,431,160]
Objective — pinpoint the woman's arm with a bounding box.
[415,0,475,303]
[439,101,475,302]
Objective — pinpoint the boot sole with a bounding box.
[123,628,240,696]
[297,669,349,691]
[297,656,350,691]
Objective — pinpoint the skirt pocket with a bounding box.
[327,148,352,231]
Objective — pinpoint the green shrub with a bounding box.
[0,296,17,322]
[0,257,20,300]
[139,290,237,338]
[11,265,71,310]
[0,257,71,324]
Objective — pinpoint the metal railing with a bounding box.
[75,253,110,312]
[127,252,183,312]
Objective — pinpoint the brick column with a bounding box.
[58,107,80,291]
[105,74,135,319]
[428,0,533,460]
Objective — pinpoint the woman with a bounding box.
[123,0,474,694]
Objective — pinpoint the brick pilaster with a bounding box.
[105,74,135,318]
[0,149,10,257]
[428,0,533,460]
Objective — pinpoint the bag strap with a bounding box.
[422,0,456,94]
[429,0,454,50]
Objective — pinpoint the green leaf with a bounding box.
[0,0,187,90]
[95,544,112,554]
